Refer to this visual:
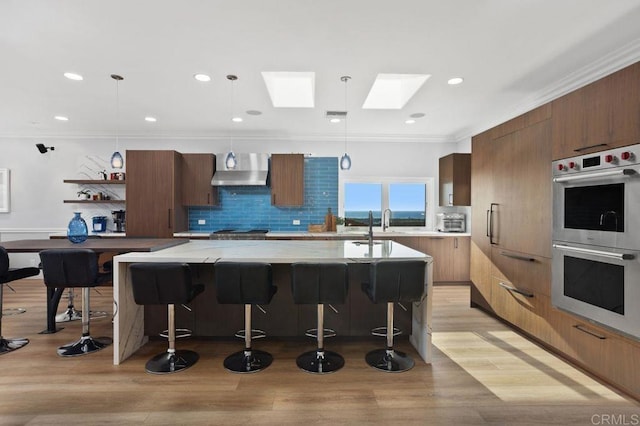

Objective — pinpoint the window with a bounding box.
[340,177,434,229]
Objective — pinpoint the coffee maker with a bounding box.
[112,210,126,233]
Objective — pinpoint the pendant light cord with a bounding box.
[341,75,351,154]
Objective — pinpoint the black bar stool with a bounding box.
[215,261,276,373]
[0,246,40,355]
[291,262,349,374]
[362,259,426,372]
[128,263,204,374]
[39,249,112,357]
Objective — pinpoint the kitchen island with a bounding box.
[113,239,433,365]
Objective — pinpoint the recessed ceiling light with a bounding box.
[363,74,431,109]
[232,117,243,123]
[194,73,211,82]
[54,116,69,121]
[246,110,262,116]
[145,116,157,122]
[64,72,83,81]
[261,71,315,108]
[405,119,416,124]
[330,118,341,123]
[447,77,464,85]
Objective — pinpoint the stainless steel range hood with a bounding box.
[211,153,270,186]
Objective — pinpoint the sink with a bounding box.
[351,241,383,246]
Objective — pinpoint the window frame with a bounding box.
[338,175,435,231]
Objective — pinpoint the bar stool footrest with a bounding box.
[371,326,402,338]
[159,328,192,339]
[234,329,266,340]
[304,328,337,339]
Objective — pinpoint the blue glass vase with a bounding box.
[67,212,88,243]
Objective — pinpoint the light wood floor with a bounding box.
[1,280,638,425]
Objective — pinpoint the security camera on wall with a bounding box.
[36,143,55,154]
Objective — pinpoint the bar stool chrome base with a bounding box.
[224,349,273,373]
[57,335,112,357]
[0,337,29,354]
[55,307,82,322]
[145,350,199,374]
[297,349,344,374]
[365,348,414,373]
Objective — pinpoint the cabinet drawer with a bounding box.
[491,248,550,297]
[490,277,548,337]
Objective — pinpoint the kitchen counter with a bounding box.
[174,230,471,239]
[113,239,433,365]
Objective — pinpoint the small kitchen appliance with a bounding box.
[436,213,466,232]
[112,210,126,233]
[92,216,107,233]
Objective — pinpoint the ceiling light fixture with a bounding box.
[144,116,157,122]
[340,75,352,171]
[194,73,211,82]
[225,74,238,170]
[405,119,416,124]
[54,116,69,121]
[110,74,124,169]
[447,77,464,85]
[63,72,83,81]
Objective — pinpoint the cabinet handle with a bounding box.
[573,143,608,153]
[573,324,606,340]
[448,193,453,206]
[489,203,498,245]
[428,237,445,240]
[500,251,536,262]
[272,193,276,204]
[486,210,490,237]
[454,237,458,249]
[168,209,172,229]
[498,282,534,298]
[207,193,210,204]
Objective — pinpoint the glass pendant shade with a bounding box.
[110,151,124,169]
[225,151,237,169]
[340,153,352,170]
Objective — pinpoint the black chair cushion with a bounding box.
[0,246,40,284]
[128,263,204,305]
[215,262,276,305]
[39,249,109,288]
[362,259,426,304]
[291,262,349,305]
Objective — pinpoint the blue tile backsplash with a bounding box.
[188,157,338,232]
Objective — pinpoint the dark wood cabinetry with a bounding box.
[394,236,470,282]
[181,153,218,206]
[438,153,471,206]
[270,154,304,206]
[126,150,187,237]
[552,61,640,160]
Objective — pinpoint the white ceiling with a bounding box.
[2,0,640,143]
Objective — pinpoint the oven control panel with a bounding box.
[553,143,639,176]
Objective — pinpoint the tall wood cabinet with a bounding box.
[438,153,471,206]
[270,154,304,206]
[181,153,218,206]
[126,150,187,237]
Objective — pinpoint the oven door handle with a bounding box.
[552,168,636,183]
[553,243,635,260]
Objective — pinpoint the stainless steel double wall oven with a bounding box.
[552,143,640,340]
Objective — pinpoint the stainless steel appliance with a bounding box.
[436,213,466,233]
[112,210,126,233]
[210,153,269,186]
[209,229,269,240]
[552,144,640,340]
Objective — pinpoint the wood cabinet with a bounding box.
[126,150,187,237]
[270,154,304,206]
[181,153,218,206]
[394,236,470,282]
[438,153,471,206]
[552,61,640,160]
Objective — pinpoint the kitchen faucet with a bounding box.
[382,208,392,232]
[368,210,374,245]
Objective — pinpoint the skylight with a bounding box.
[261,72,315,108]
[362,73,430,109]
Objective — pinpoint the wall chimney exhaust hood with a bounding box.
[211,153,270,186]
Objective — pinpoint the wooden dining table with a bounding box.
[1,238,188,333]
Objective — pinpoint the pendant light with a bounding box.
[225,74,238,170]
[110,74,124,169]
[340,75,352,170]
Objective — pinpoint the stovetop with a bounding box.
[209,229,269,240]
[211,229,269,234]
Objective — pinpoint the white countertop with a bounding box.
[174,230,470,238]
[114,239,432,264]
